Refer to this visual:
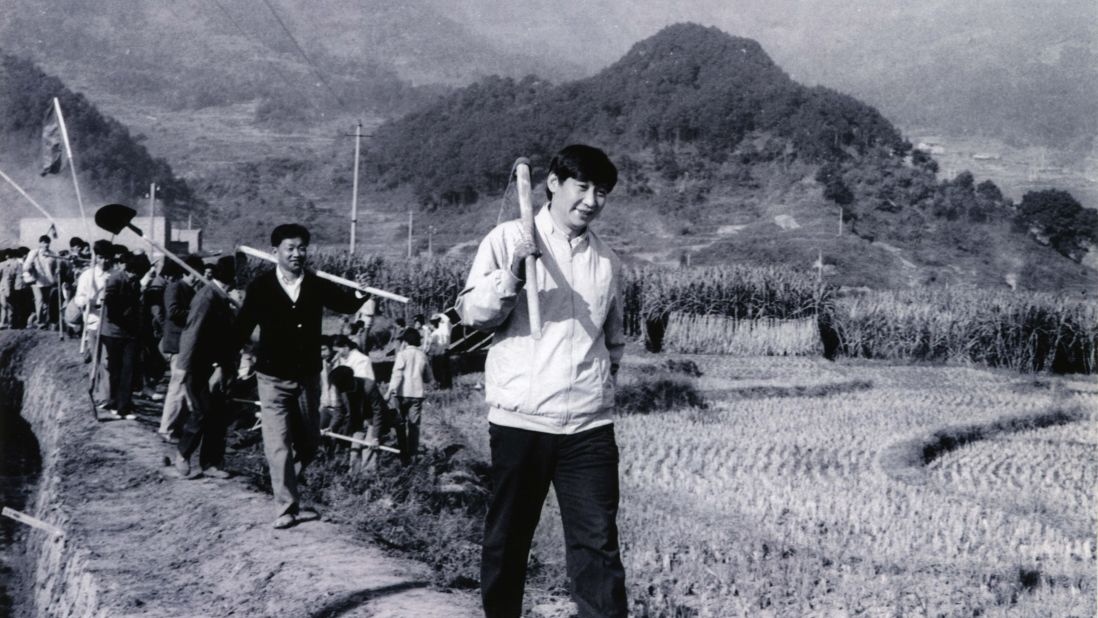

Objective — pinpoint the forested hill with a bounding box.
[364,23,1096,292]
[366,23,905,207]
[0,53,201,225]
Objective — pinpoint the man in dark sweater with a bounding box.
[235,224,368,529]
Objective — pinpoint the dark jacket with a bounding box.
[236,269,366,381]
[161,279,196,354]
[177,283,236,374]
[100,270,141,339]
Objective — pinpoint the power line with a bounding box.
[204,0,320,113]
[257,0,349,111]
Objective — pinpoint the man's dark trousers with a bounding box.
[481,423,627,618]
[101,335,137,413]
[178,367,227,470]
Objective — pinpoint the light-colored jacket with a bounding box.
[456,205,625,435]
[387,346,432,399]
[22,248,56,287]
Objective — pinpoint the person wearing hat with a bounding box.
[173,256,237,479]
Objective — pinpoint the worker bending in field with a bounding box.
[457,144,627,617]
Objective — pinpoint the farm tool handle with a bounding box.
[514,158,541,340]
[320,429,402,454]
[94,203,240,310]
[235,245,410,304]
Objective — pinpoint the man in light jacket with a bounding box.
[456,144,627,618]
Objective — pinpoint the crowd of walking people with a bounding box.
[0,224,452,530]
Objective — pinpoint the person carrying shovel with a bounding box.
[457,144,628,618]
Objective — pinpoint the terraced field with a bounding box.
[610,357,1097,616]
[440,354,1096,615]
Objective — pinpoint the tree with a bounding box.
[1018,189,1098,261]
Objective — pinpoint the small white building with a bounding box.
[18,216,201,255]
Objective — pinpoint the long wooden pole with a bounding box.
[349,121,361,254]
[149,182,157,246]
[53,98,89,240]
[236,245,409,303]
[0,167,58,226]
[514,159,541,340]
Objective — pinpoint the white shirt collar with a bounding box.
[276,264,303,302]
[538,204,589,247]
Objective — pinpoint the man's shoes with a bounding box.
[272,507,320,529]
[158,432,179,445]
[202,467,231,479]
[173,453,193,478]
[272,513,298,529]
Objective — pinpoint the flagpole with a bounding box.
[0,167,59,226]
[52,98,89,239]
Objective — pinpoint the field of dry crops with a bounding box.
[442,354,1097,616]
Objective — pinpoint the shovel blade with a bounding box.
[94,203,138,236]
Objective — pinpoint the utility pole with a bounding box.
[349,121,361,254]
[149,182,157,245]
[407,209,413,258]
[838,207,843,237]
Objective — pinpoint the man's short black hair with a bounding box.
[545,144,618,201]
[212,256,235,285]
[271,224,310,247]
[331,334,354,349]
[38,234,51,244]
[69,236,87,248]
[92,239,113,257]
[184,255,205,273]
[319,335,333,348]
[402,328,422,347]
[328,365,356,393]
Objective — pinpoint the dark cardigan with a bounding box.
[236,269,366,381]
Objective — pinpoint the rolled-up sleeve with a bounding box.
[455,226,524,332]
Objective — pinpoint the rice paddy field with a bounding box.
[438,352,1098,617]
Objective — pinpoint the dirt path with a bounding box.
[4,332,481,617]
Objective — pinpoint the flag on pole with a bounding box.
[46,223,58,239]
[40,103,64,176]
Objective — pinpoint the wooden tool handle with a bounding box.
[236,245,410,304]
[514,159,541,340]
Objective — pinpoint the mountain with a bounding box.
[366,24,903,206]
[363,24,1097,292]
[0,52,201,236]
[442,0,1098,156]
[0,0,580,121]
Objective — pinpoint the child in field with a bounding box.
[385,328,433,464]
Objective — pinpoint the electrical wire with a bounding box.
[257,0,349,111]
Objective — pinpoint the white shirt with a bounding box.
[74,265,109,310]
[337,348,375,381]
[276,264,303,302]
